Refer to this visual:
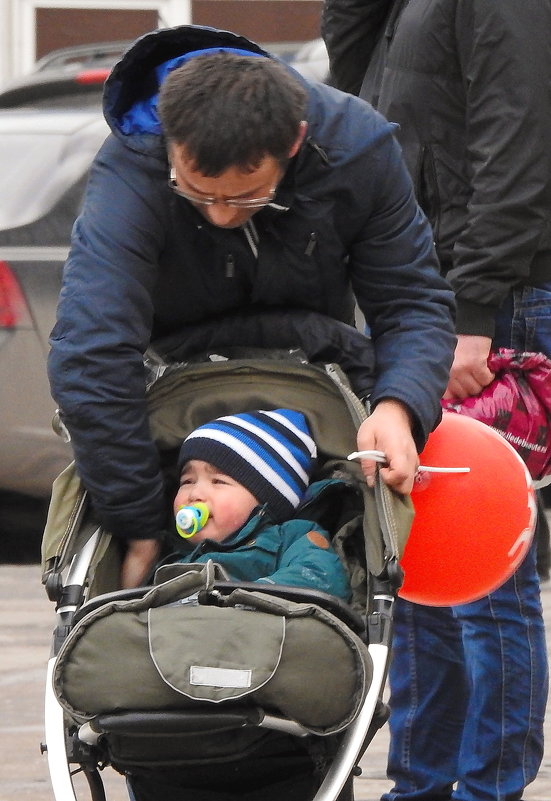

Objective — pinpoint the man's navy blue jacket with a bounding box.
[48,24,455,541]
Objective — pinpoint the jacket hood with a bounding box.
[104,26,276,145]
[101,23,370,181]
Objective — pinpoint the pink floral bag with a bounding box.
[441,349,551,483]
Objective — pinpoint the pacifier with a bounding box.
[175,503,209,538]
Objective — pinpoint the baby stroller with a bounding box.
[41,312,413,801]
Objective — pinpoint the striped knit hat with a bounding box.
[178,409,317,521]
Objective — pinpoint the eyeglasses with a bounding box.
[169,168,276,209]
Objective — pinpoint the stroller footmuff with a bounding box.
[54,562,371,735]
[42,333,412,801]
[54,562,373,801]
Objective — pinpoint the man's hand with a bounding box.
[443,334,494,400]
[357,399,419,494]
[120,538,161,589]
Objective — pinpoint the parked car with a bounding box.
[0,41,128,109]
[0,36,329,503]
[0,47,112,499]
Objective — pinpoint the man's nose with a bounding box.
[203,203,244,227]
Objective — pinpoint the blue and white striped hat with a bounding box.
[178,409,317,521]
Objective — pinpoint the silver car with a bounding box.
[0,57,109,500]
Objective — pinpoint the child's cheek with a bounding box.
[224,511,250,533]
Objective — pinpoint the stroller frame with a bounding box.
[41,349,411,801]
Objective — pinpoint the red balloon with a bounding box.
[399,412,536,606]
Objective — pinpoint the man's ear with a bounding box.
[288,121,308,158]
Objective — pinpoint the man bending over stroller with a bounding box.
[47,24,456,591]
[169,408,351,601]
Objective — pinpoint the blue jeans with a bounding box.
[493,282,551,357]
[384,283,550,801]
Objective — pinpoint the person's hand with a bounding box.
[120,538,161,589]
[443,334,495,400]
[357,399,419,494]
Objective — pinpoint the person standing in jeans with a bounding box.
[322,2,550,799]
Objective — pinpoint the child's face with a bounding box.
[174,460,259,543]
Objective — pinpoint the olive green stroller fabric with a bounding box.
[41,354,413,604]
[53,561,373,736]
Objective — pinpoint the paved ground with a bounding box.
[1,562,549,801]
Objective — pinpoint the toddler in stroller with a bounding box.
[42,344,413,801]
[169,407,350,601]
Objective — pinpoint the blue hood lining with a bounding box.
[119,47,265,136]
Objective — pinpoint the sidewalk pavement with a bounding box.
[1,562,549,801]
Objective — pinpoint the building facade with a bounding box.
[0,0,323,85]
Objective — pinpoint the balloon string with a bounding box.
[347,450,470,474]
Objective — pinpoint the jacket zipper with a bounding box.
[224,219,259,279]
[225,253,235,278]
[305,232,317,256]
[307,138,330,165]
[324,364,368,427]
[243,219,259,259]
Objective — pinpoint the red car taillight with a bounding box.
[0,260,29,328]
[75,68,111,85]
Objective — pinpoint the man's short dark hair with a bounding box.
[158,53,308,175]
